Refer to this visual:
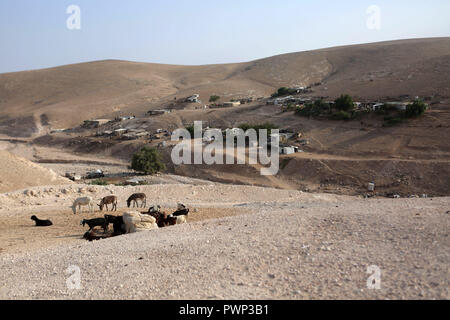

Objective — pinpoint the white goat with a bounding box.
[175,215,187,225]
[72,197,94,214]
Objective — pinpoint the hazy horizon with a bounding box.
[1,0,449,74]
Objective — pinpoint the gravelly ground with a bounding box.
[0,184,448,300]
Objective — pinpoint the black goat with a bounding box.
[81,218,108,231]
[147,205,161,214]
[31,215,53,227]
[171,208,190,217]
[104,215,126,235]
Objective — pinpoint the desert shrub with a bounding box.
[313,99,331,114]
[296,103,318,117]
[283,103,297,112]
[90,179,108,186]
[272,87,297,97]
[313,99,329,110]
[404,100,428,118]
[331,111,354,120]
[115,180,149,187]
[334,94,355,111]
[295,99,329,117]
[209,95,220,103]
[277,87,290,96]
[130,147,165,175]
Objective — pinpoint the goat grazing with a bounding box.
[81,218,108,231]
[72,197,94,214]
[127,193,147,208]
[31,215,53,227]
[98,196,118,212]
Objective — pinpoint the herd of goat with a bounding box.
[30,193,190,241]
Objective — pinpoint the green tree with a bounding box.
[209,95,220,103]
[277,87,289,97]
[296,103,318,117]
[404,100,428,118]
[131,147,166,175]
[295,100,330,117]
[314,99,331,114]
[334,94,355,111]
[185,125,195,137]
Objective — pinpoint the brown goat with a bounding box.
[143,210,179,228]
[83,228,115,241]
[98,196,118,211]
[144,210,166,228]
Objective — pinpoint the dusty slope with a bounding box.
[0,150,71,193]
[0,38,449,136]
[0,60,243,135]
[1,84,442,197]
[22,97,450,196]
[0,182,448,299]
[313,38,450,99]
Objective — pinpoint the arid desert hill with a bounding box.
[0,150,71,193]
[0,37,449,136]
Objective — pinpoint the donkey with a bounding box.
[127,193,147,208]
[72,197,94,214]
[98,195,118,212]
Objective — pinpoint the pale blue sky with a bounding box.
[0,0,449,73]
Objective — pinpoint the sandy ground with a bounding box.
[0,131,448,300]
[0,182,448,300]
[0,182,342,254]
[0,207,248,255]
[0,150,71,193]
